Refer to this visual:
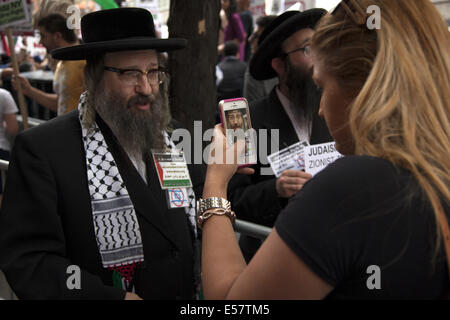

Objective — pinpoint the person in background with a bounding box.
[11,13,85,116]
[219,0,246,61]
[243,15,278,104]
[200,0,450,299]
[0,88,18,203]
[216,41,247,103]
[0,54,10,68]
[33,53,52,71]
[0,89,19,160]
[237,0,254,62]
[229,9,332,262]
[17,49,35,73]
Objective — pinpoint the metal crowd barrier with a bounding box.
[0,159,8,189]
[0,158,272,240]
[234,219,271,240]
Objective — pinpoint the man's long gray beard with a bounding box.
[94,90,168,159]
[285,60,322,127]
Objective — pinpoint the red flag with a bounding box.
[1,34,10,56]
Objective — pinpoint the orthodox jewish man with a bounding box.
[0,8,202,300]
[228,10,333,262]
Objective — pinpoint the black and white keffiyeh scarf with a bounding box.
[78,92,197,291]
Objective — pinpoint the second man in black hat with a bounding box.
[228,9,333,262]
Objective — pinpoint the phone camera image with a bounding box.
[219,98,257,166]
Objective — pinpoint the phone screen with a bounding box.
[219,98,257,166]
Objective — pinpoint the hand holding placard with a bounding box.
[276,170,313,198]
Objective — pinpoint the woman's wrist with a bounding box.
[203,180,227,199]
[203,167,230,198]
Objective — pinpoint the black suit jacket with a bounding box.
[0,111,203,300]
[228,88,333,227]
[217,56,248,102]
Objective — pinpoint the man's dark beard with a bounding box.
[230,122,244,130]
[285,59,322,126]
[94,89,168,159]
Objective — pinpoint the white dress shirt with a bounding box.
[276,86,311,143]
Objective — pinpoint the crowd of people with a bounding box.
[216,0,279,104]
[0,0,448,300]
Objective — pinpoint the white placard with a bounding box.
[304,142,343,176]
[267,140,309,177]
[0,0,30,30]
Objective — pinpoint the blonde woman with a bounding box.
[200,0,450,299]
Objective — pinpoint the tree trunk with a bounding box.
[168,0,221,135]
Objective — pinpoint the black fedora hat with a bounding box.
[249,8,327,80]
[52,8,187,60]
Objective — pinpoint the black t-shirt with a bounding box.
[275,156,449,299]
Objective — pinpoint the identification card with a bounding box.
[267,140,309,178]
[166,188,190,208]
[152,150,193,189]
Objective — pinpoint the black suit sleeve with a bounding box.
[0,133,125,300]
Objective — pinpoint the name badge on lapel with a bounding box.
[152,150,193,189]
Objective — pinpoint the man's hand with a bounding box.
[124,292,143,300]
[11,75,32,95]
[276,170,313,198]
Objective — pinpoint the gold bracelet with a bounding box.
[197,208,236,229]
[197,197,231,213]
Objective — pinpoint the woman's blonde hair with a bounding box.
[312,0,450,253]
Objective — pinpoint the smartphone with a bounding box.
[218,98,257,166]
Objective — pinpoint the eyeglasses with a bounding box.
[282,45,311,57]
[104,66,166,86]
